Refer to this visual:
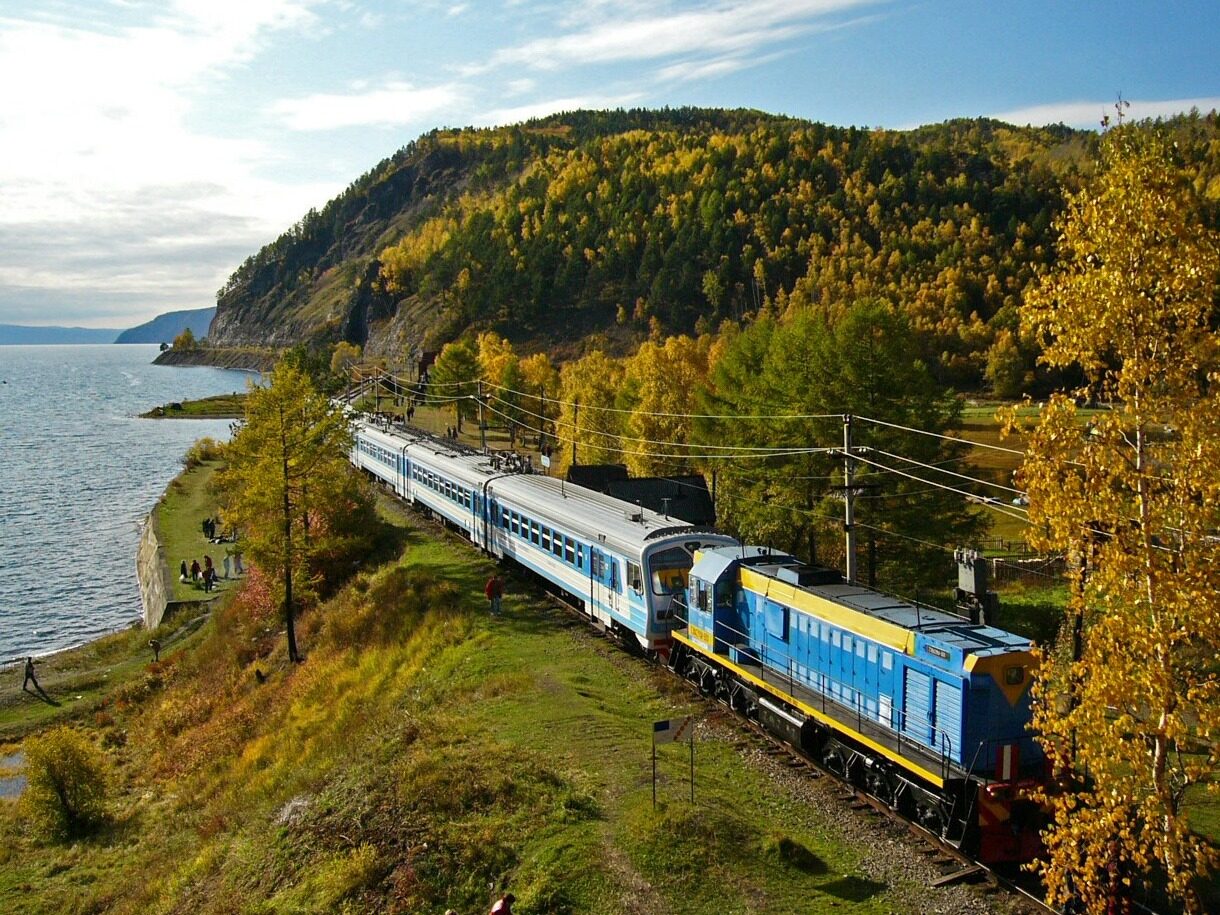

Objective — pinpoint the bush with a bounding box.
[183,436,225,469]
[19,727,110,841]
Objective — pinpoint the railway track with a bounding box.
[536,578,1059,914]
[400,490,1076,915]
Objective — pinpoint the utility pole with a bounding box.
[478,380,487,451]
[843,413,857,584]
[572,399,579,466]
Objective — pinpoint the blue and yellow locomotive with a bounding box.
[671,545,1044,863]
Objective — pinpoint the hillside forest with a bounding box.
[211,108,1220,398]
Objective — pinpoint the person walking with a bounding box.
[22,656,39,692]
[190,559,201,582]
[179,559,189,582]
[484,573,504,616]
[489,893,515,914]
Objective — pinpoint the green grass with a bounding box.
[155,460,241,602]
[0,492,952,915]
[142,393,246,419]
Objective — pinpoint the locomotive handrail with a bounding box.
[678,608,963,779]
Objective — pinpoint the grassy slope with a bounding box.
[142,394,247,419]
[155,459,240,603]
[0,493,990,915]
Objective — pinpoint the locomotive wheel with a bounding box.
[821,744,848,777]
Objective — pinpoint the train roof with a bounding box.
[693,546,1033,665]
[355,418,735,554]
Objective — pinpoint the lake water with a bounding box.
[0,345,253,660]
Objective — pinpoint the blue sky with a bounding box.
[1,0,1217,328]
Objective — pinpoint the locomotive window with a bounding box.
[831,630,840,648]
[867,644,877,664]
[1004,666,1025,686]
[856,641,865,659]
[696,582,709,611]
[881,651,893,672]
[842,634,852,653]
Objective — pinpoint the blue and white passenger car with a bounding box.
[352,418,738,650]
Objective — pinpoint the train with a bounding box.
[350,416,1047,864]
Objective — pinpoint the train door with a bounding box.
[590,548,620,623]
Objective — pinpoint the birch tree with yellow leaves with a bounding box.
[1013,125,1220,913]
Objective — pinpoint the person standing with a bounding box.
[484,573,504,616]
[490,893,515,914]
[22,656,39,692]
[190,558,201,582]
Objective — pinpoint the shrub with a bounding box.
[182,436,225,469]
[19,727,110,841]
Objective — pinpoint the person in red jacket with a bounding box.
[490,893,515,914]
[485,573,504,616]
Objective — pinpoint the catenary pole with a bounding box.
[843,414,857,583]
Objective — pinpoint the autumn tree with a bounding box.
[1014,126,1220,913]
[619,334,713,476]
[330,341,362,379]
[554,350,625,474]
[172,327,198,350]
[428,338,479,432]
[217,362,367,663]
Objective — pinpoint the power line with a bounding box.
[484,380,843,421]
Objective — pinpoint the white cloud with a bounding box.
[478,0,879,72]
[271,81,464,130]
[0,2,328,321]
[992,97,1220,130]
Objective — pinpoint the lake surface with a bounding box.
[0,345,252,660]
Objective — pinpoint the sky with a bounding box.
[1,1,1217,329]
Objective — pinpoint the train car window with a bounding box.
[609,559,620,593]
[576,545,584,569]
[590,551,602,577]
[542,528,552,550]
[501,508,509,528]
[564,538,575,563]
[530,521,540,545]
[626,561,643,593]
[551,534,563,558]
[1004,666,1025,685]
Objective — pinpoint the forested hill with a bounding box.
[210,107,1220,390]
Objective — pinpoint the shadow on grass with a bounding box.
[820,875,886,901]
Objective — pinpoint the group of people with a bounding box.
[180,551,242,592]
[201,516,233,543]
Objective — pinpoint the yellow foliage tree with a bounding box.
[218,363,360,663]
[554,350,624,474]
[620,334,713,476]
[1013,126,1220,913]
